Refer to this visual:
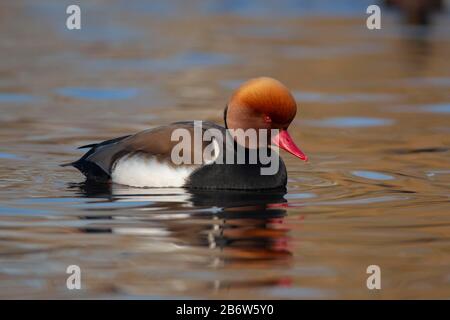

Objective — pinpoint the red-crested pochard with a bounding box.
[64,77,307,190]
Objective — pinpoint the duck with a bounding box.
[383,0,443,25]
[64,77,307,190]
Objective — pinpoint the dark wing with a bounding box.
[77,135,132,150]
[65,122,223,182]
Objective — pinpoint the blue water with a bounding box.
[294,91,397,104]
[56,87,139,101]
[0,93,36,104]
[352,170,394,181]
[0,152,25,160]
[308,117,394,128]
[421,104,450,114]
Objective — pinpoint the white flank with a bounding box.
[111,155,194,188]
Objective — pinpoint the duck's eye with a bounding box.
[264,115,272,123]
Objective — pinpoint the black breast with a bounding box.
[185,128,288,190]
[186,160,287,190]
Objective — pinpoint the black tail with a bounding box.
[60,162,76,167]
[61,134,131,183]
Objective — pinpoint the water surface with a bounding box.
[0,0,449,299]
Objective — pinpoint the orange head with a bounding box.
[225,77,307,161]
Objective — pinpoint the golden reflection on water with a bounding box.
[0,0,449,299]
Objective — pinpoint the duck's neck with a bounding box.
[223,105,229,129]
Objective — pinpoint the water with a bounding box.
[0,0,449,299]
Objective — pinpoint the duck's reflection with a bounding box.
[69,182,293,264]
[68,182,294,293]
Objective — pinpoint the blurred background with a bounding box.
[0,0,449,299]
